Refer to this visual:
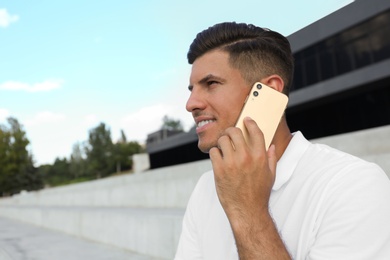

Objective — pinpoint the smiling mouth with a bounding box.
[197,120,215,128]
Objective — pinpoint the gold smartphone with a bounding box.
[235,82,289,149]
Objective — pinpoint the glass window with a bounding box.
[292,59,304,90]
[318,47,336,80]
[370,25,390,62]
[334,41,354,74]
[292,53,305,90]
[290,9,390,91]
[351,36,373,68]
[304,55,319,86]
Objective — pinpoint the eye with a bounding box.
[207,80,219,86]
[188,85,193,92]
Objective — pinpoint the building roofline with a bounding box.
[146,128,198,154]
[289,0,390,52]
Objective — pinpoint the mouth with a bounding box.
[197,119,216,128]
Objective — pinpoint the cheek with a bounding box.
[228,98,245,120]
[214,85,248,124]
[218,103,243,128]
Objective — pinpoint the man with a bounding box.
[175,22,390,259]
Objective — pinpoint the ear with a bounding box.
[260,75,285,93]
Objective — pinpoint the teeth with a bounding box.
[197,120,215,128]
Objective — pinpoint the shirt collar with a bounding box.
[273,131,310,191]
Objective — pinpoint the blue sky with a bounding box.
[0,0,354,166]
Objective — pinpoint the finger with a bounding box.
[224,127,247,153]
[209,146,223,172]
[209,146,222,160]
[243,117,266,150]
[217,134,236,158]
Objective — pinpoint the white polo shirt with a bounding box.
[175,132,390,260]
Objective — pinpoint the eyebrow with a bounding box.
[188,74,225,90]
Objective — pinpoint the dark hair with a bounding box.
[187,22,294,95]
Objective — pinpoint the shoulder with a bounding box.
[186,170,216,208]
[303,142,387,179]
[196,170,214,186]
[294,141,390,207]
[293,142,390,258]
[301,142,390,219]
[189,170,216,203]
[182,170,220,233]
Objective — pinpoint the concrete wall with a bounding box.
[132,153,150,173]
[0,159,212,259]
[0,125,389,259]
[0,159,212,209]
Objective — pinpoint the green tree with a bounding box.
[44,157,70,186]
[0,117,42,196]
[36,164,51,188]
[69,141,87,179]
[161,115,184,131]
[0,125,12,195]
[113,130,143,173]
[85,122,114,178]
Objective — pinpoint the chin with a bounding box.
[197,141,214,154]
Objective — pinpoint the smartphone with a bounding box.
[235,82,289,149]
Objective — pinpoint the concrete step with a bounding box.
[0,206,184,259]
[0,159,211,259]
[0,216,162,260]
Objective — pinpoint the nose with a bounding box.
[186,87,206,113]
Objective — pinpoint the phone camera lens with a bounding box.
[253,91,259,97]
[256,84,262,90]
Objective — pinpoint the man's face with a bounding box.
[186,49,250,153]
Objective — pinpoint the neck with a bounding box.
[272,117,292,161]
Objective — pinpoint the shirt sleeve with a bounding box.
[307,163,390,260]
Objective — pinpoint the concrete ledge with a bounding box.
[0,159,212,208]
[0,206,184,259]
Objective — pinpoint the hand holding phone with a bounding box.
[235,82,288,149]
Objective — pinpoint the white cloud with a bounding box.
[120,104,172,142]
[83,114,99,128]
[24,111,66,127]
[0,9,19,28]
[117,65,194,143]
[0,79,63,92]
[119,99,194,143]
[0,108,10,122]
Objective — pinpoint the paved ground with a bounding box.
[0,217,162,260]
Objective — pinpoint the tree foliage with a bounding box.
[0,117,43,196]
[113,130,143,173]
[38,123,144,187]
[43,157,70,186]
[85,122,115,178]
[161,115,184,131]
[1,117,144,193]
[69,142,87,179]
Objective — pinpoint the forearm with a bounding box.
[229,209,291,260]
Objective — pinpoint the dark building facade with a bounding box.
[147,0,390,169]
[287,0,390,139]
